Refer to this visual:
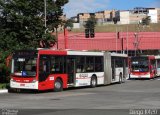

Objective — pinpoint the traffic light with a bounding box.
[90,29,95,38]
[85,28,95,38]
[85,29,89,38]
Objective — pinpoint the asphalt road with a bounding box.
[0,78,160,115]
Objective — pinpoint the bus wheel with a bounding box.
[54,79,63,92]
[90,76,97,88]
[119,73,123,84]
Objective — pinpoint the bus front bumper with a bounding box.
[130,74,150,79]
[10,80,38,90]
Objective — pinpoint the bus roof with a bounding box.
[38,49,104,56]
[130,55,155,59]
[110,52,128,57]
[155,55,160,59]
[67,50,104,56]
[14,49,128,57]
[38,49,128,57]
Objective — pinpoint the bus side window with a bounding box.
[95,56,103,72]
[76,56,86,73]
[40,60,50,73]
[50,56,65,74]
[51,65,55,72]
[31,66,36,71]
[77,65,82,73]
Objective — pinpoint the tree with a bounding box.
[64,19,74,31]
[113,17,118,24]
[141,16,151,25]
[0,0,68,49]
[0,0,68,82]
[1,0,45,46]
[84,15,97,29]
[0,0,69,48]
[46,0,68,44]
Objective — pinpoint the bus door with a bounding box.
[111,57,116,81]
[39,55,50,82]
[123,58,127,80]
[67,57,76,84]
[150,59,156,77]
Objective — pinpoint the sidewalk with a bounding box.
[0,89,8,93]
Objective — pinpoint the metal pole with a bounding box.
[134,33,138,56]
[64,28,68,49]
[53,0,58,49]
[126,25,128,55]
[56,28,58,49]
[44,0,47,34]
[116,27,117,53]
[121,38,124,54]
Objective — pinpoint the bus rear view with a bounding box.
[129,56,156,79]
[10,50,38,90]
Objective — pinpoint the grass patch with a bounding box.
[0,83,9,89]
[71,23,160,33]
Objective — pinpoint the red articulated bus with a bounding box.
[10,49,128,92]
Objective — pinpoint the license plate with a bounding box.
[20,84,25,86]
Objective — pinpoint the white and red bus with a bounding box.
[129,55,157,79]
[10,49,128,92]
[155,56,160,76]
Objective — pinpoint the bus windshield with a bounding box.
[131,57,149,72]
[13,58,37,77]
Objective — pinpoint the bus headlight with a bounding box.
[10,78,15,82]
[32,78,37,83]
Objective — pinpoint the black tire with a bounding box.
[54,79,63,92]
[8,88,15,93]
[90,76,97,88]
[119,73,123,84]
[129,74,131,80]
[122,74,125,83]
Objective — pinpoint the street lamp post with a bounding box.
[44,0,47,33]
[134,33,138,56]
[52,0,58,49]
[44,0,58,49]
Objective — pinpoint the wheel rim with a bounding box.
[119,74,122,83]
[92,78,96,86]
[55,81,61,89]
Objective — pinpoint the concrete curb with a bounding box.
[0,89,8,93]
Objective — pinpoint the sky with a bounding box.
[63,0,160,18]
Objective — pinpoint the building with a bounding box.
[74,7,160,26]
[119,11,130,24]
[95,10,116,24]
[118,8,148,24]
[77,10,116,26]
[117,7,160,24]
[77,13,94,26]
[148,9,158,23]
[157,8,160,23]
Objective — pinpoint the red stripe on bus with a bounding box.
[38,50,67,55]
